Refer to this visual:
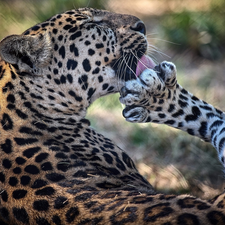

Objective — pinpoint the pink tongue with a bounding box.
[136,55,155,77]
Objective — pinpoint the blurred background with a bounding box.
[1,0,225,199]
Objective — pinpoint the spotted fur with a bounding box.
[120,62,225,168]
[0,8,224,225]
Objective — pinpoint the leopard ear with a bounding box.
[0,32,52,72]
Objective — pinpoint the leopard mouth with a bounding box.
[111,54,155,81]
[136,55,155,77]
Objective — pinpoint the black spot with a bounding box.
[67,59,78,70]
[13,167,21,174]
[177,213,200,225]
[6,94,15,103]
[35,153,49,163]
[14,137,38,146]
[122,152,135,169]
[0,172,5,183]
[144,203,174,222]
[185,106,201,122]
[96,181,121,189]
[9,177,18,186]
[41,162,53,171]
[54,196,69,209]
[96,43,104,49]
[67,74,73,83]
[19,126,43,136]
[132,196,153,204]
[55,152,68,159]
[53,28,58,34]
[35,187,55,196]
[1,191,8,202]
[82,58,91,72]
[92,34,96,40]
[31,179,47,188]
[20,176,31,186]
[92,67,100,74]
[219,138,225,154]
[200,105,212,111]
[66,207,79,223]
[52,215,61,225]
[53,68,58,75]
[165,120,175,125]
[98,76,103,83]
[1,113,13,130]
[158,113,166,118]
[85,201,98,209]
[1,139,12,154]
[177,198,195,208]
[30,93,44,100]
[207,211,225,224]
[2,159,11,169]
[60,75,66,84]
[24,165,40,174]
[13,207,29,224]
[46,173,65,182]
[95,61,101,66]
[75,193,93,202]
[178,100,188,108]
[88,49,95,56]
[33,200,49,211]
[23,147,41,158]
[104,57,109,62]
[84,40,91,46]
[103,153,113,164]
[187,129,195,136]
[16,109,28,119]
[172,109,184,118]
[36,217,51,225]
[69,26,78,33]
[41,22,49,28]
[209,120,224,130]
[16,157,26,165]
[116,158,126,171]
[0,207,9,221]
[110,207,137,224]
[7,103,15,110]
[2,82,14,93]
[70,31,82,40]
[58,61,62,68]
[59,46,65,59]
[87,88,96,100]
[68,90,82,102]
[12,189,27,199]
[54,44,59,51]
[102,83,108,90]
[199,121,207,137]
[73,170,88,178]
[63,24,72,30]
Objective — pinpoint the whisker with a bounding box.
[123,54,136,78]
[148,37,180,46]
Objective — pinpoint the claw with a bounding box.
[154,64,165,81]
[120,86,127,98]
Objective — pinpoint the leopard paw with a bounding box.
[122,105,149,123]
[155,61,177,88]
[119,61,177,106]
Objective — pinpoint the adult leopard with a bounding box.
[0,7,224,225]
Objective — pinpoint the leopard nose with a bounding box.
[130,21,146,35]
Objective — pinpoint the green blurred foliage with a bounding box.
[162,1,225,60]
[0,0,105,39]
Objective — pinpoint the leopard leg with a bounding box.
[120,61,225,168]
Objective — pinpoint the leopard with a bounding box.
[0,7,225,225]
